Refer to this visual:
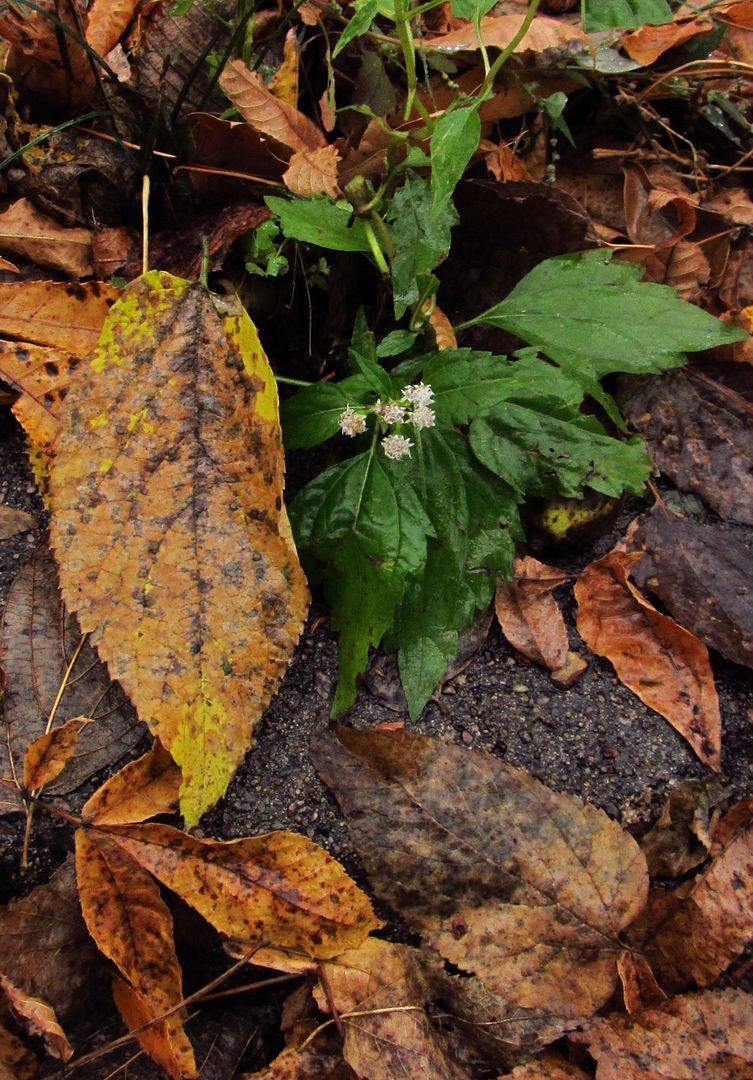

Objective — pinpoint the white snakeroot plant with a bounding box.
[410,403,435,430]
[382,433,414,460]
[403,382,434,407]
[338,405,367,437]
[376,400,407,423]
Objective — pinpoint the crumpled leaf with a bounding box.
[48,272,309,825]
[638,778,725,879]
[628,797,753,991]
[617,950,667,1016]
[621,15,715,65]
[283,146,342,198]
[102,822,379,958]
[575,549,721,770]
[0,279,118,354]
[576,988,753,1078]
[0,505,36,541]
[75,830,197,1079]
[82,740,181,825]
[0,544,142,804]
[0,974,72,1061]
[312,728,648,1033]
[0,198,92,277]
[220,60,325,154]
[631,508,753,670]
[618,369,753,525]
[23,715,92,791]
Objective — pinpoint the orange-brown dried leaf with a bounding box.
[616,951,666,1016]
[23,715,92,791]
[75,829,196,1078]
[507,1056,591,1079]
[622,16,714,66]
[622,162,697,248]
[0,340,82,451]
[495,556,570,670]
[0,974,72,1061]
[424,302,457,350]
[48,272,309,824]
[85,0,140,57]
[0,279,119,354]
[312,728,648,1028]
[219,60,325,153]
[426,13,587,53]
[243,1040,355,1078]
[575,549,721,769]
[0,506,36,541]
[111,978,196,1080]
[638,778,722,879]
[577,988,753,1078]
[268,28,301,107]
[629,797,753,991]
[283,146,342,198]
[104,822,379,959]
[0,199,92,278]
[82,739,181,825]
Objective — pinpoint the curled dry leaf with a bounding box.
[628,797,753,992]
[638,778,724,879]
[0,505,36,541]
[0,340,81,450]
[0,974,72,1061]
[111,979,196,1080]
[621,16,715,66]
[0,545,142,804]
[576,988,753,1078]
[104,822,379,959]
[575,549,721,770]
[219,60,325,154]
[0,279,119,354]
[75,830,196,1079]
[0,199,92,278]
[82,739,181,825]
[616,951,666,1016]
[49,272,309,824]
[23,715,92,791]
[283,146,342,199]
[312,728,648,1039]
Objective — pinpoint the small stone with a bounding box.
[461,731,473,745]
[512,683,529,694]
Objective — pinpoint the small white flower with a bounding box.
[410,404,436,430]
[402,382,434,408]
[375,399,407,424]
[338,405,367,437]
[382,433,414,460]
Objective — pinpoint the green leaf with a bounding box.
[281,376,373,449]
[449,0,495,17]
[581,0,671,31]
[469,407,652,500]
[333,0,379,57]
[376,330,418,358]
[386,173,458,318]
[430,106,481,210]
[464,250,746,377]
[349,311,393,396]
[266,196,372,252]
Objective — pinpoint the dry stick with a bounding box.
[297,1005,426,1054]
[173,164,287,189]
[316,961,345,1038]
[142,174,150,277]
[53,942,263,1077]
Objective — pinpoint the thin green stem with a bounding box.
[478,0,541,102]
[393,0,434,126]
[363,219,391,276]
[275,375,315,387]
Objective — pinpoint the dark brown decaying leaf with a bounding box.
[637,778,725,879]
[312,728,648,1036]
[0,1019,38,1080]
[632,508,753,670]
[82,739,181,825]
[0,544,142,805]
[576,988,753,1078]
[627,797,753,992]
[618,369,753,525]
[0,974,72,1061]
[575,549,721,770]
[0,505,36,541]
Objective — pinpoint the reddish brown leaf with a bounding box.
[575,549,721,769]
[82,740,181,825]
[622,16,715,66]
[616,951,667,1016]
[219,60,325,153]
[0,198,92,278]
[0,974,72,1060]
[426,13,587,53]
[637,778,723,879]
[623,162,698,248]
[23,715,92,791]
[104,822,379,958]
[312,728,648,1038]
[283,146,342,198]
[507,1057,591,1078]
[75,829,196,1078]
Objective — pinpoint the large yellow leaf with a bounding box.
[49,272,309,824]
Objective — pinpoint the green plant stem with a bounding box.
[275,375,315,387]
[478,0,540,101]
[393,0,434,126]
[363,219,391,276]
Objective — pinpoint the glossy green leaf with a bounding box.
[281,376,373,449]
[333,0,379,57]
[266,196,372,252]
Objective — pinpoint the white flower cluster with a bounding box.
[336,382,436,461]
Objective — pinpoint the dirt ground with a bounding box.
[2,408,752,903]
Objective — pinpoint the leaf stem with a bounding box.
[393,0,434,126]
[477,0,541,102]
[275,375,315,387]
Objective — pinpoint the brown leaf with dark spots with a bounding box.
[507,1057,591,1078]
[575,988,753,1078]
[618,368,753,525]
[75,829,196,1079]
[23,715,92,791]
[0,339,83,450]
[627,798,753,992]
[616,951,666,1016]
[0,974,72,1061]
[246,1040,355,1078]
[575,549,721,769]
[0,505,36,541]
[638,778,725,879]
[104,822,379,958]
[632,508,753,670]
[82,740,181,825]
[311,727,648,1031]
[0,279,119,354]
[111,978,196,1080]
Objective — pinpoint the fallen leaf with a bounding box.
[283,146,342,198]
[245,1041,355,1078]
[623,162,697,248]
[0,339,84,450]
[82,740,181,825]
[268,28,301,107]
[0,974,72,1061]
[85,0,141,57]
[704,186,753,227]
[111,979,195,1080]
[618,368,753,525]
[104,822,379,958]
[576,988,753,1078]
[75,829,196,1079]
[0,198,92,277]
[0,505,36,541]
[48,272,309,824]
[426,13,587,53]
[23,715,92,791]
[621,16,714,65]
[628,797,753,991]
[616,951,667,1016]
[0,1020,38,1080]
[0,544,142,805]
[219,60,325,153]
[312,728,648,1031]
[184,115,286,202]
[0,279,119,354]
[632,508,753,670]
[638,778,724,879]
[575,549,721,769]
[338,118,393,188]
[507,1057,591,1078]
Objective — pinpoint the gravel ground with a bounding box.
[1,408,752,898]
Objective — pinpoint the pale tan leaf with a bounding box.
[0,199,92,278]
[0,974,72,1061]
[0,505,36,541]
[283,145,342,198]
[426,13,587,54]
[82,740,181,825]
[219,59,325,153]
